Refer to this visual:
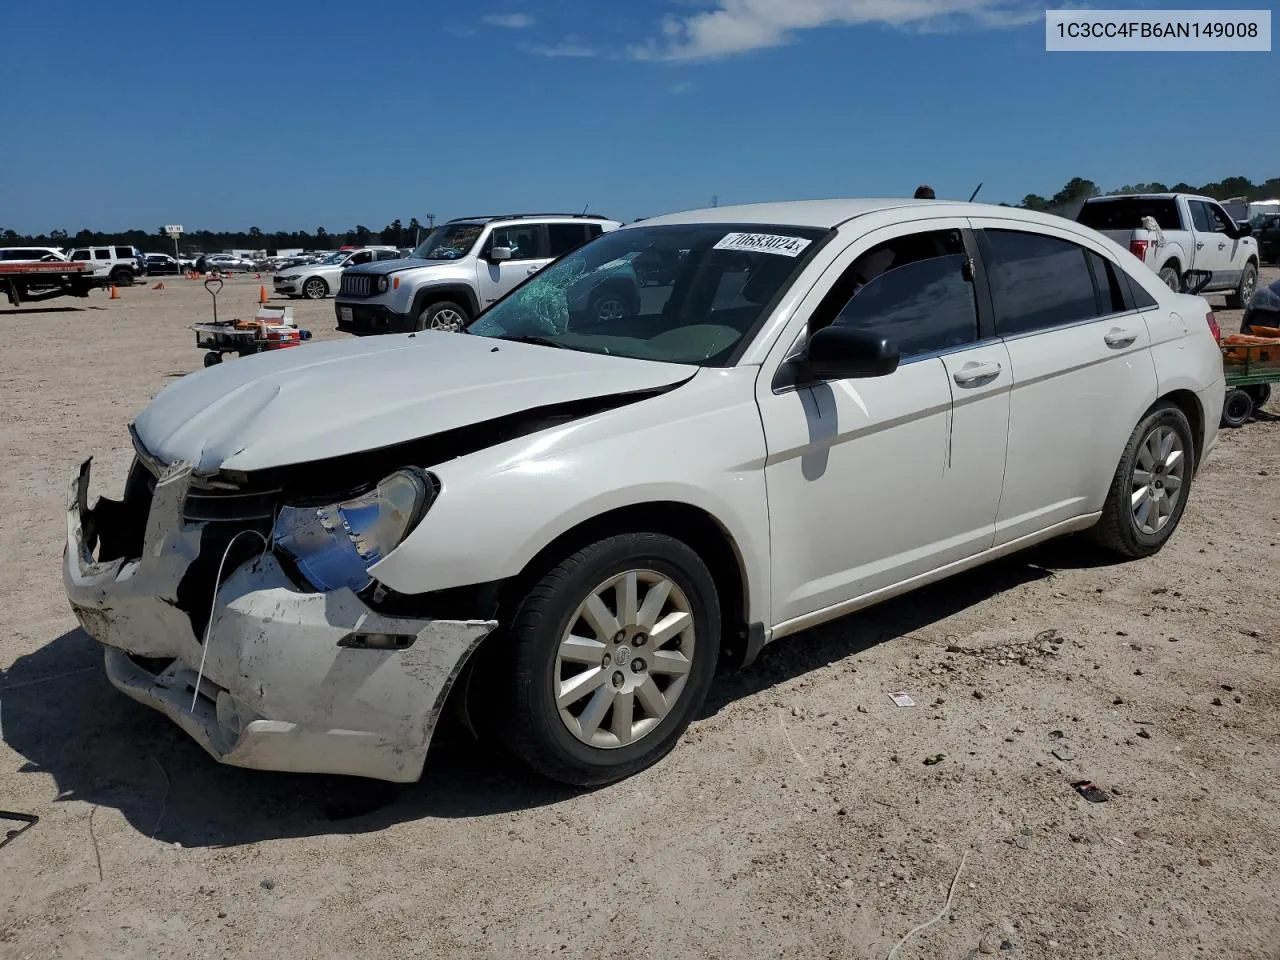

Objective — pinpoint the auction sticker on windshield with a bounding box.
[713,233,812,257]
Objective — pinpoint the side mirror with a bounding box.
[1235,221,1253,238]
[796,326,900,381]
[488,246,513,262]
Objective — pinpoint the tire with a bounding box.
[1090,402,1195,558]
[498,532,721,787]
[1225,261,1258,310]
[110,268,134,287]
[1242,383,1271,410]
[203,352,222,367]
[1157,265,1180,291]
[415,300,468,332]
[588,287,636,324]
[302,277,328,300]
[1221,388,1253,429]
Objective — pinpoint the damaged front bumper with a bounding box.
[63,457,496,783]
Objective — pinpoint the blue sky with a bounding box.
[0,0,1274,233]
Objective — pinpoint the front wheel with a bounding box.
[1226,262,1258,309]
[1090,402,1195,558]
[110,268,134,287]
[415,300,468,332]
[498,533,721,787]
[302,277,328,300]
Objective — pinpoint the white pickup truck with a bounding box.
[1077,193,1260,307]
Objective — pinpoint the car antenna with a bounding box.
[581,202,589,215]
[968,182,983,202]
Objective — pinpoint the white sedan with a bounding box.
[273,248,402,299]
[64,198,1225,786]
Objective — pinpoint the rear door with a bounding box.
[970,219,1158,544]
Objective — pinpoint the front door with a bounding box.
[970,220,1159,544]
[475,224,550,308]
[757,220,1010,630]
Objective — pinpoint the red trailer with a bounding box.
[0,260,105,306]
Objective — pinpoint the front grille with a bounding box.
[339,273,375,297]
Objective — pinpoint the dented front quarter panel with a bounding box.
[64,459,496,783]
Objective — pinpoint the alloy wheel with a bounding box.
[554,569,695,749]
[1131,425,1185,535]
[429,308,465,331]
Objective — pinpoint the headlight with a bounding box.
[376,275,389,293]
[280,273,299,281]
[272,468,432,592]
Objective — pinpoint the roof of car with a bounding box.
[447,213,615,225]
[631,198,1069,230]
[1084,193,1214,202]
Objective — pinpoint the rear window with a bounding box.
[1078,198,1181,232]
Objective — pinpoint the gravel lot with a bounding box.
[2,270,1278,960]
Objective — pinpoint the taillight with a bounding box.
[1129,239,1149,261]
[1205,311,1221,343]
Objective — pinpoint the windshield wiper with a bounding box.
[492,334,568,349]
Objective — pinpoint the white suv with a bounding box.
[334,214,621,334]
[67,245,145,285]
[63,198,1225,788]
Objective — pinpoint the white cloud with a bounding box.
[630,0,1043,60]
[483,12,535,29]
[521,40,602,57]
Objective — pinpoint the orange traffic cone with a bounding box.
[109,285,120,299]
[259,285,269,304]
[152,281,165,290]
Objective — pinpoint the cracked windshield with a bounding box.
[466,224,826,365]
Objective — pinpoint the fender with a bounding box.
[411,282,480,318]
[370,368,774,626]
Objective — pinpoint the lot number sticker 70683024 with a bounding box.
[713,233,813,258]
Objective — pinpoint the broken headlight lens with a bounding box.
[272,467,430,593]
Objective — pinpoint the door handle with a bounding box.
[1104,328,1137,347]
[952,361,1001,385]
[1196,241,1205,249]
[527,265,541,274]
[1218,242,1226,250]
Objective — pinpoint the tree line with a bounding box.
[0,219,432,254]
[4,174,1280,250]
[1015,174,1280,218]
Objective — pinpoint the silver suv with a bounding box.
[335,214,621,335]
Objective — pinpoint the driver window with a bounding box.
[1206,203,1234,233]
[808,229,979,358]
[350,251,372,264]
[490,225,541,261]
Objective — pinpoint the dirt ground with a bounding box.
[1,271,1278,960]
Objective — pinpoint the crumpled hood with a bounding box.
[133,332,694,474]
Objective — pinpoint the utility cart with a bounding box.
[192,278,312,366]
[1219,273,1280,428]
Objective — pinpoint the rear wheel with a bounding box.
[302,277,327,300]
[416,300,468,332]
[1090,402,1195,558]
[1243,383,1271,410]
[498,532,720,787]
[1226,261,1258,309]
[1157,265,1180,291]
[1221,388,1253,428]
